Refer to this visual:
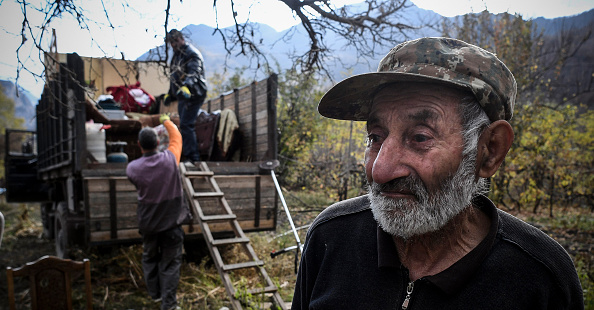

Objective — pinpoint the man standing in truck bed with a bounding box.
[126,114,189,310]
[165,28,207,164]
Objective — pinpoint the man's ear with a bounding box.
[477,120,514,178]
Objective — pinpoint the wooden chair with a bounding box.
[6,255,92,310]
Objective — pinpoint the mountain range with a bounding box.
[1,80,37,130]
[4,3,594,130]
[138,4,594,86]
[137,2,445,79]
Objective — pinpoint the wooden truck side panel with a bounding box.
[204,77,278,162]
[82,170,278,245]
[19,53,280,251]
[73,57,279,246]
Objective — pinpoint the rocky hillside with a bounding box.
[1,80,37,130]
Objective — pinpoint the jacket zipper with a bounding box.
[401,281,414,310]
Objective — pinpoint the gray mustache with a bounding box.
[368,176,428,200]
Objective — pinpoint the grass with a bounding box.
[1,192,592,309]
[0,189,328,309]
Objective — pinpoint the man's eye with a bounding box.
[413,134,430,143]
[366,134,380,146]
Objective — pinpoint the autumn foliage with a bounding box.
[273,12,593,217]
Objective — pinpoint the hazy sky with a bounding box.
[0,0,592,98]
[413,0,593,18]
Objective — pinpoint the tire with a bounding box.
[54,201,70,258]
[41,203,55,239]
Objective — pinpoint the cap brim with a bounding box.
[318,72,472,121]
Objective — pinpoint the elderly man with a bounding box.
[292,37,583,309]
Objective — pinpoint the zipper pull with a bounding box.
[401,281,414,310]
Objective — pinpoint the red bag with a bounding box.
[106,81,155,113]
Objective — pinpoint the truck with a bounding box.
[5,52,280,259]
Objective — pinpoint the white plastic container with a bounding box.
[85,122,106,163]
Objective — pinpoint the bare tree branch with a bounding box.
[12,0,422,94]
[213,0,420,79]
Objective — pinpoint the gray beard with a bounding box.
[368,153,487,239]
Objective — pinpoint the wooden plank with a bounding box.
[247,285,279,295]
[222,260,264,271]
[89,219,276,242]
[87,191,137,204]
[89,217,137,232]
[88,203,137,218]
[192,178,274,190]
[84,163,272,178]
[201,214,236,222]
[267,74,278,160]
[193,185,275,197]
[211,237,250,246]
[87,179,109,192]
[194,192,224,198]
[81,166,127,177]
[251,82,258,161]
[190,190,276,210]
[109,179,118,239]
[185,171,215,177]
[234,89,240,115]
[86,178,135,192]
[206,165,263,175]
[195,205,275,221]
[205,179,256,190]
[255,108,268,122]
[255,175,261,227]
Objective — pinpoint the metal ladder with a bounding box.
[179,162,287,310]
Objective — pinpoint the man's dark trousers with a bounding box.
[142,226,184,310]
[178,95,204,162]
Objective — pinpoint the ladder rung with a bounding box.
[185,171,215,177]
[212,237,251,246]
[201,214,236,222]
[246,285,279,295]
[194,192,224,198]
[222,260,264,271]
[181,162,286,309]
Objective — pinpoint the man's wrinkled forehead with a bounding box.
[367,104,441,129]
[367,82,459,126]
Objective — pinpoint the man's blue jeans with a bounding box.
[177,96,204,162]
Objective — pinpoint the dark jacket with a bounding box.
[169,43,207,100]
[292,195,584,310]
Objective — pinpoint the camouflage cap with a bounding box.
[318,37,517,122]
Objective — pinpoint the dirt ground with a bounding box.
[1,202,592,309]
[0,202,300,309]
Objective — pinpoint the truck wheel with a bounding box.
[41,203,55,239]
[54,202,70,258]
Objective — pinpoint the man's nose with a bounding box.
[370,140,411,185]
